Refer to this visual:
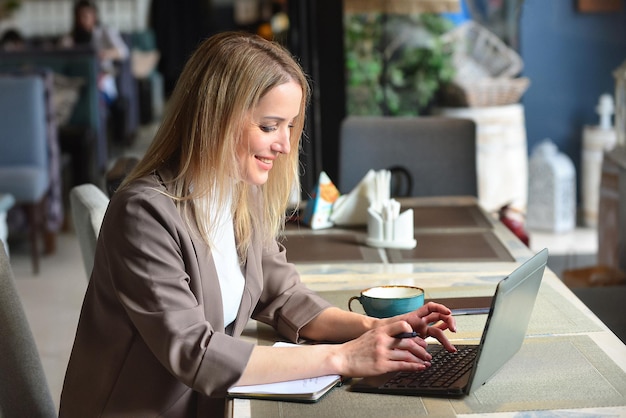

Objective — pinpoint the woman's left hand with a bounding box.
[380,302,457,352]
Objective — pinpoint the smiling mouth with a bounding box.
[257,156,272,164]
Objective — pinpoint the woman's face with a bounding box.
[77,7,97,31]
[238,80,302,186]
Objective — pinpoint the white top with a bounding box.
[92,25,129,70]
[211,205,245,328]
[60,25,129,73]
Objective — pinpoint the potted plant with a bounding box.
[345,12,455,116]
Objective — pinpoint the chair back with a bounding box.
[0,241,57,417]
[0,75,48,168]
[70,184,109,279]
[338,116,477,197]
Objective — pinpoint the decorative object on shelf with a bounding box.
[439,20,530,108]
[436,103,528,213]
[581,94,617,227]
[434,21,530,213]
[441,76,529,108]
[526,139,576,233]
[596,61,626,273]
[598,147,626,273]
[443,20,522,79]
[613,59,626,148]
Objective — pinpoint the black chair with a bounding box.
[338,116,477,198]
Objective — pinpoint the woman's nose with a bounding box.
[272,128,291,154]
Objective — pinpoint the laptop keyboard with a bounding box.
[382,345,478,389]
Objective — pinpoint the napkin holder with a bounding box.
[365,207,417,249]
[330,169,375,226]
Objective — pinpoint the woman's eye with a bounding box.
[260,125,277,133]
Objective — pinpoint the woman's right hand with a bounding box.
[333,321,433,378]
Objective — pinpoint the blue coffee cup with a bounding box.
[348,285,425,318]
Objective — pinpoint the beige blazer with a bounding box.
[59,170,331,417]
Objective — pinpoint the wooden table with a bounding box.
[281,196,528,265]
[227,197,626,417]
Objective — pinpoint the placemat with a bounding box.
[410,204,493,230]
[386,231,515,263]
[284,204,493,231]
[279,233,383,263]
[248,335,626,417]
[451,335,626,414]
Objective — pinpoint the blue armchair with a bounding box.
[0,48,106,185]
[0,75,51,274]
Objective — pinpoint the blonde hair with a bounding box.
[121,31,310,259]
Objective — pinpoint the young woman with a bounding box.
[59,31,456,417]
[60,0,129,103]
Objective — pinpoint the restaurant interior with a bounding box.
[0,0,625,415]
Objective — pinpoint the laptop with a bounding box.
[351,248,549,398]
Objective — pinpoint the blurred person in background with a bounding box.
[60,0,129,104]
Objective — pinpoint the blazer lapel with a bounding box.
[231,241,262,337]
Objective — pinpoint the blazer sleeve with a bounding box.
[252,239,333,342]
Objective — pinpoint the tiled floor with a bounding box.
[10,231,87,410]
